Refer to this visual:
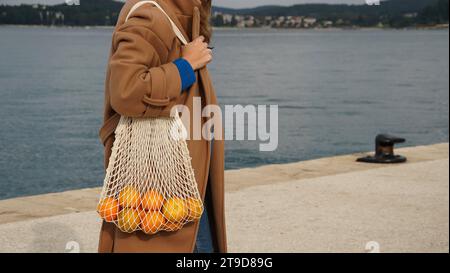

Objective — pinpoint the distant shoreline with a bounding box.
[0,24,448,31]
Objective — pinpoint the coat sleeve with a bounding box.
[108,22,182,117]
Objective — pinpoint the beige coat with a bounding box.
[98,0,226,253]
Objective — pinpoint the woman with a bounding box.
[98,0,226,253]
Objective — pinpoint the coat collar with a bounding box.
[162,0,202,16]
[154,0,202,42]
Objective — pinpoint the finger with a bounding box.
[196,36,205,43]
[202,54,213,63]
[201,48,212,55]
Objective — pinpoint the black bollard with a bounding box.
[357,134,407,164]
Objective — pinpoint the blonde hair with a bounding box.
[200,0,212,43]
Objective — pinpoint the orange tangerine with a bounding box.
[97,197,119,222]
[186,197,203,221]
[162,197,188,222]
[141,189,164,211]
[117,208,140,233]
[140,210,166,234]
[118,185,141,208]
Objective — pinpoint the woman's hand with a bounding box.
[181,36,212,70]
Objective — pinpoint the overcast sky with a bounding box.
[0,0,366,9]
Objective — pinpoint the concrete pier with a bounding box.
[0,143,448,253]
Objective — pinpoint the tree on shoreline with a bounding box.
[418,0,449,25]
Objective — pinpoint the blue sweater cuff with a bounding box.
[173,58,196,92]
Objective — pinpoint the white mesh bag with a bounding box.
[97,1,203,234]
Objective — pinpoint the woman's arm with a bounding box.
[173,58,196,92]
[172,35,213,92]
[109,22,212,117]
[109,23,182,118]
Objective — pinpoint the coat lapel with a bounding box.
[156,0,192,43]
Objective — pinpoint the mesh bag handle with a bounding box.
[125,1,189,45]
[97,1,203,235]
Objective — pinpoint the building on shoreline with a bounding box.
[212,11,326,29]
